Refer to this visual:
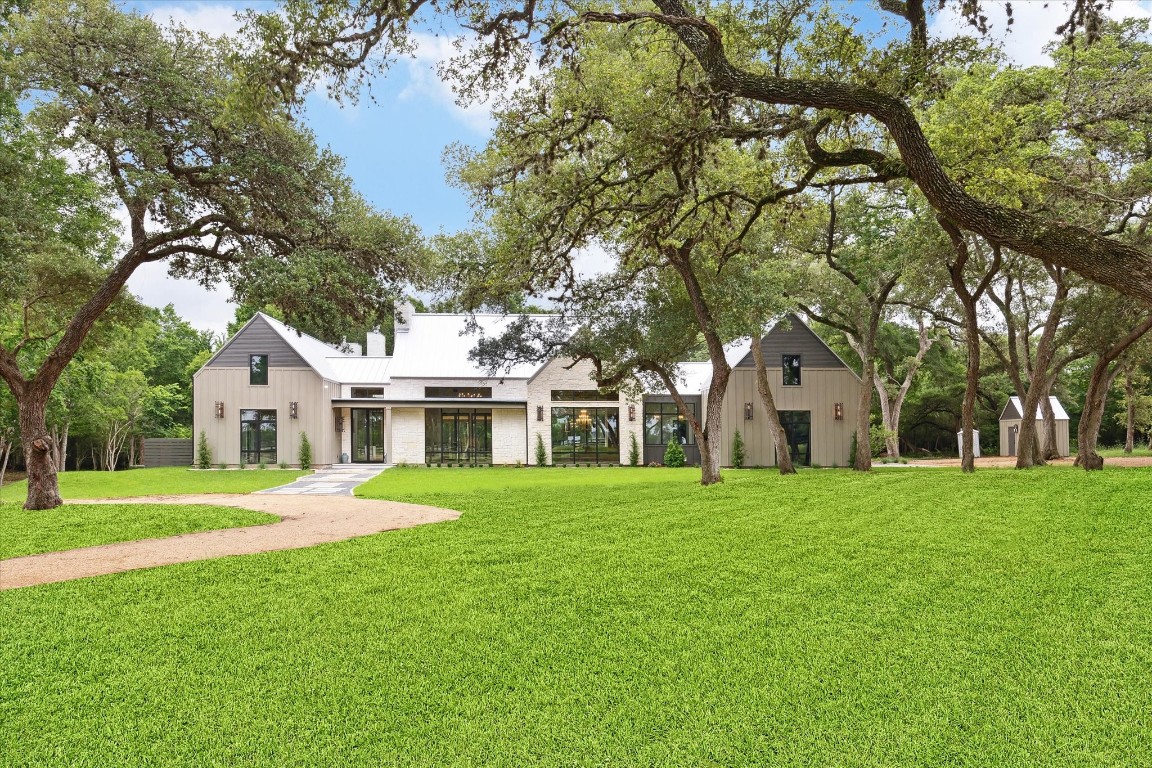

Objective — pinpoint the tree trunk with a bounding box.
[1076,362,1121,471]
[17,392,63,510]
[1041,391,1060,460]
[750,333,795,474]
[855,351,875,471]
[958,300,981,473]
[698,380,725,485]
[0,439,11,499]
[1124,368,1136,453]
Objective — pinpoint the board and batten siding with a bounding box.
[205,314,310,369]
[193,367,336,466]
[719,367,858,467]
[999,418,1070,457]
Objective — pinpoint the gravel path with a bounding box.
[0,494,459,590]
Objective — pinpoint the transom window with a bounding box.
[240,409,276,465]
[782,355,802,386]
[644,401,696,445]
[551,390,619,401]
[424,386,492,399]
[351,387,385,398]
[249,354,269,385]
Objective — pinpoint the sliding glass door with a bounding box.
[352,409,386,463]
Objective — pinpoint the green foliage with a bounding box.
[663,439,686,468]
[534,433,547,467]
[298,432,312,470]
[628,432,640,467]
[732,430,745,469]
[196,431,212,470]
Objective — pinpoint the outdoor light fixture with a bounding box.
[628,404,636,421]
[335,415,344,433]
[834,402,844,421]
[536,405,544,422]
[289,401,299,419]
[744,402,753,421]
[214,401,224,419]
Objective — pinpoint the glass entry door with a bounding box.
[778,411,811,467]
[352,409,386,463]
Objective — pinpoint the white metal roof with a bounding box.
[388,313,554,380]
[1003,395,1070,421]
[325,355,392,384]
[256,312,357,381]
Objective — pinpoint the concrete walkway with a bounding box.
[254,464,391,496]
[0,492,458,590]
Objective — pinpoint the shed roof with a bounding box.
[1000,396,1069,421]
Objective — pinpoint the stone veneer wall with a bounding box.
[526,358,643,465]
[390,407,425,464]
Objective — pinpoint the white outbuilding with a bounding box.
[999,396,1070,457]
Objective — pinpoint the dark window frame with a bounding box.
[351,387,386,398]
[643,401,697,446]
[425,408,493,464]
[550,406,620,464]
[249,354,269,386]
[550,389,619,402]
[240,409,277,464]
[782,354,802,386]
[424,386,492,399]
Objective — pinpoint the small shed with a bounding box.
[999,396,1070,457]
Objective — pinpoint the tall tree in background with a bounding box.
[0,0,424,509]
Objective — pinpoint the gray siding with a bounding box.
[143,438,194,467]
[642,395,702,465]
[735,315,848,370]
[207,315,309,369]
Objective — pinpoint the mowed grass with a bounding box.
[1099,444,1152,458]
[0,466,310,504]
[3,466,1152,766]
[0,503,277,559]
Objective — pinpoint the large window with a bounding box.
[551,407,619,464]
[644,401,696,446]
[425,408,492,464]
[425,386,492,399]
[240,409,277,464]
[551,390,618,402]
[782,354,802,386]
[249,354,269,385]
[351,387,385,398]
[779,410,811,466]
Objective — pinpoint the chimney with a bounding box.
[366,327,387,356]
[396,300,415,333]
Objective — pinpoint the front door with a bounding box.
[352,409,386,463]
[1009,424,1018,457]
[778,410,812,466]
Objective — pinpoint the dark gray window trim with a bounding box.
[249,354,269,386]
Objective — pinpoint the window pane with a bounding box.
[551,390,619,402]
[249,355,269,385]
[783,355,801,386]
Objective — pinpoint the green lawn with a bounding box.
[4,466,1152,766]
[0,503,277,559]
[0,466,310,504]
[1099,444,1152,458]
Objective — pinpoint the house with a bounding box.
[999,396,1070,457]
[192,309,859,468]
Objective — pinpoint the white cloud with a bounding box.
[126,261,235,337]
[571,242,617,281]
[145,3,245,38]
[929,0,1152,67]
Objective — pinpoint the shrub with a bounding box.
[279,462,288,469]
[298,432,312,470]
[664,440,686,468]
[258,461,267,470]
[732,430,745,469]
[196,430,212,470]
[217,462,227,470]
[628,433,640,466]
[535,434,547,467]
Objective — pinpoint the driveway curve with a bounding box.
[0,494,459,591]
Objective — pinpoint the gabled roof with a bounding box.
[202,312,369,382]
[1000,396,1069,421]
[388,313,555,380]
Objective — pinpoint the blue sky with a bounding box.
[120,0,1152,335]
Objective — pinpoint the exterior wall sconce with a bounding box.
[536,405,544,422]
[214,401,224,419]
[834,402,844,421]
[335,415,344,433]
[628,404,636,421]
[744,402,753,420]
[289,401,299,419]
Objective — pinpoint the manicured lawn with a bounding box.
[0,503,277,559]
[0,466,310,504]
[3,466,1152,766]
[1099,445,1152,458]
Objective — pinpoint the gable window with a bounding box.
[249,354,269,385]
[782,355,802,386]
